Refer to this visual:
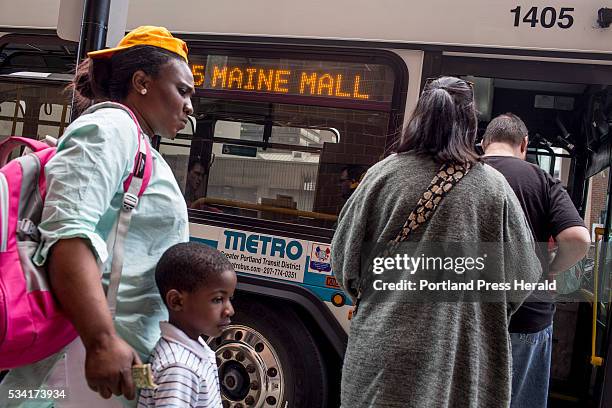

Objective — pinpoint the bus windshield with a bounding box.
[158,49,404,228]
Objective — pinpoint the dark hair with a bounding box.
[396,76,479,164]
[155,242,234,306]
[482,113,528,147]
[188,159,204,173]
[341,164,368,181]
[69,45,184,112]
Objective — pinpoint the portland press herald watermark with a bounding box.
[356,242,610,303]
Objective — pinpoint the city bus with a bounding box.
[1,1,611,406]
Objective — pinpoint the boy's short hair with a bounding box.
[155,242,234,305]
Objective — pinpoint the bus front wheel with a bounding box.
[207,298,328,408]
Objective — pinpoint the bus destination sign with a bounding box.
[189,54,394,105]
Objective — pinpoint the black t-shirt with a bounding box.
[484,155,585,333]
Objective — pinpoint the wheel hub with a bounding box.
[208,325,284,408]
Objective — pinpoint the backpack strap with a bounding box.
[0,137,52,167]
[85,102,153,317]
[352,161,472,315]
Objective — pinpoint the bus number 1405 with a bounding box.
[510,6,574,29]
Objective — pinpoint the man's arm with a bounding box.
[550,226,591,275]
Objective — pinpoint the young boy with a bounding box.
[138,242,237,407]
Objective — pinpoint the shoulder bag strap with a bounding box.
[352,161,473,315]
[392,161,472,244]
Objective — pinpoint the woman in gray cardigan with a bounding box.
[331,77,542,408]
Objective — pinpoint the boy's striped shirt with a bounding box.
[138,322,222,408]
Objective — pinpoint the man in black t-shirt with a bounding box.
[482,113,590,408]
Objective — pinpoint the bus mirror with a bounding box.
[464,76,494,122]
[188,116,196,134]
[598,8,612,28]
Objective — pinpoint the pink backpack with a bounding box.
[0,102,152,369]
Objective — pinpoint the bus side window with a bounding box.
[166,52,397,227]
[158,116,195,204]
[0,99,25,139]
[198,120,339,223]
[584,168,609,243]
[38,102,70,138]
[1,79,71,143]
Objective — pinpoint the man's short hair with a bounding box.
[155,242,234,306]
[482,113,529,147]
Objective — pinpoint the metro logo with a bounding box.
[223,230,303,261]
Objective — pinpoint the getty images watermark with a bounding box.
[371,253,556,293]
[356,242,606,303]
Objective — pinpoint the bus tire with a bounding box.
[208,297,328,408]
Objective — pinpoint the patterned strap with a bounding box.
[393,162,472,243]
[353,162,472,315]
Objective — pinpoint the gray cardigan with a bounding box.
[331,152,542,408]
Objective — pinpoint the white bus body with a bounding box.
[1,0,611,54]
[1,2,611,407]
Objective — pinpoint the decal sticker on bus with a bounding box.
[309,243,332,274]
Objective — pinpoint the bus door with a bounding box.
[156,46,407,408]
[436,53,612,407]
[588,86,612,406]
